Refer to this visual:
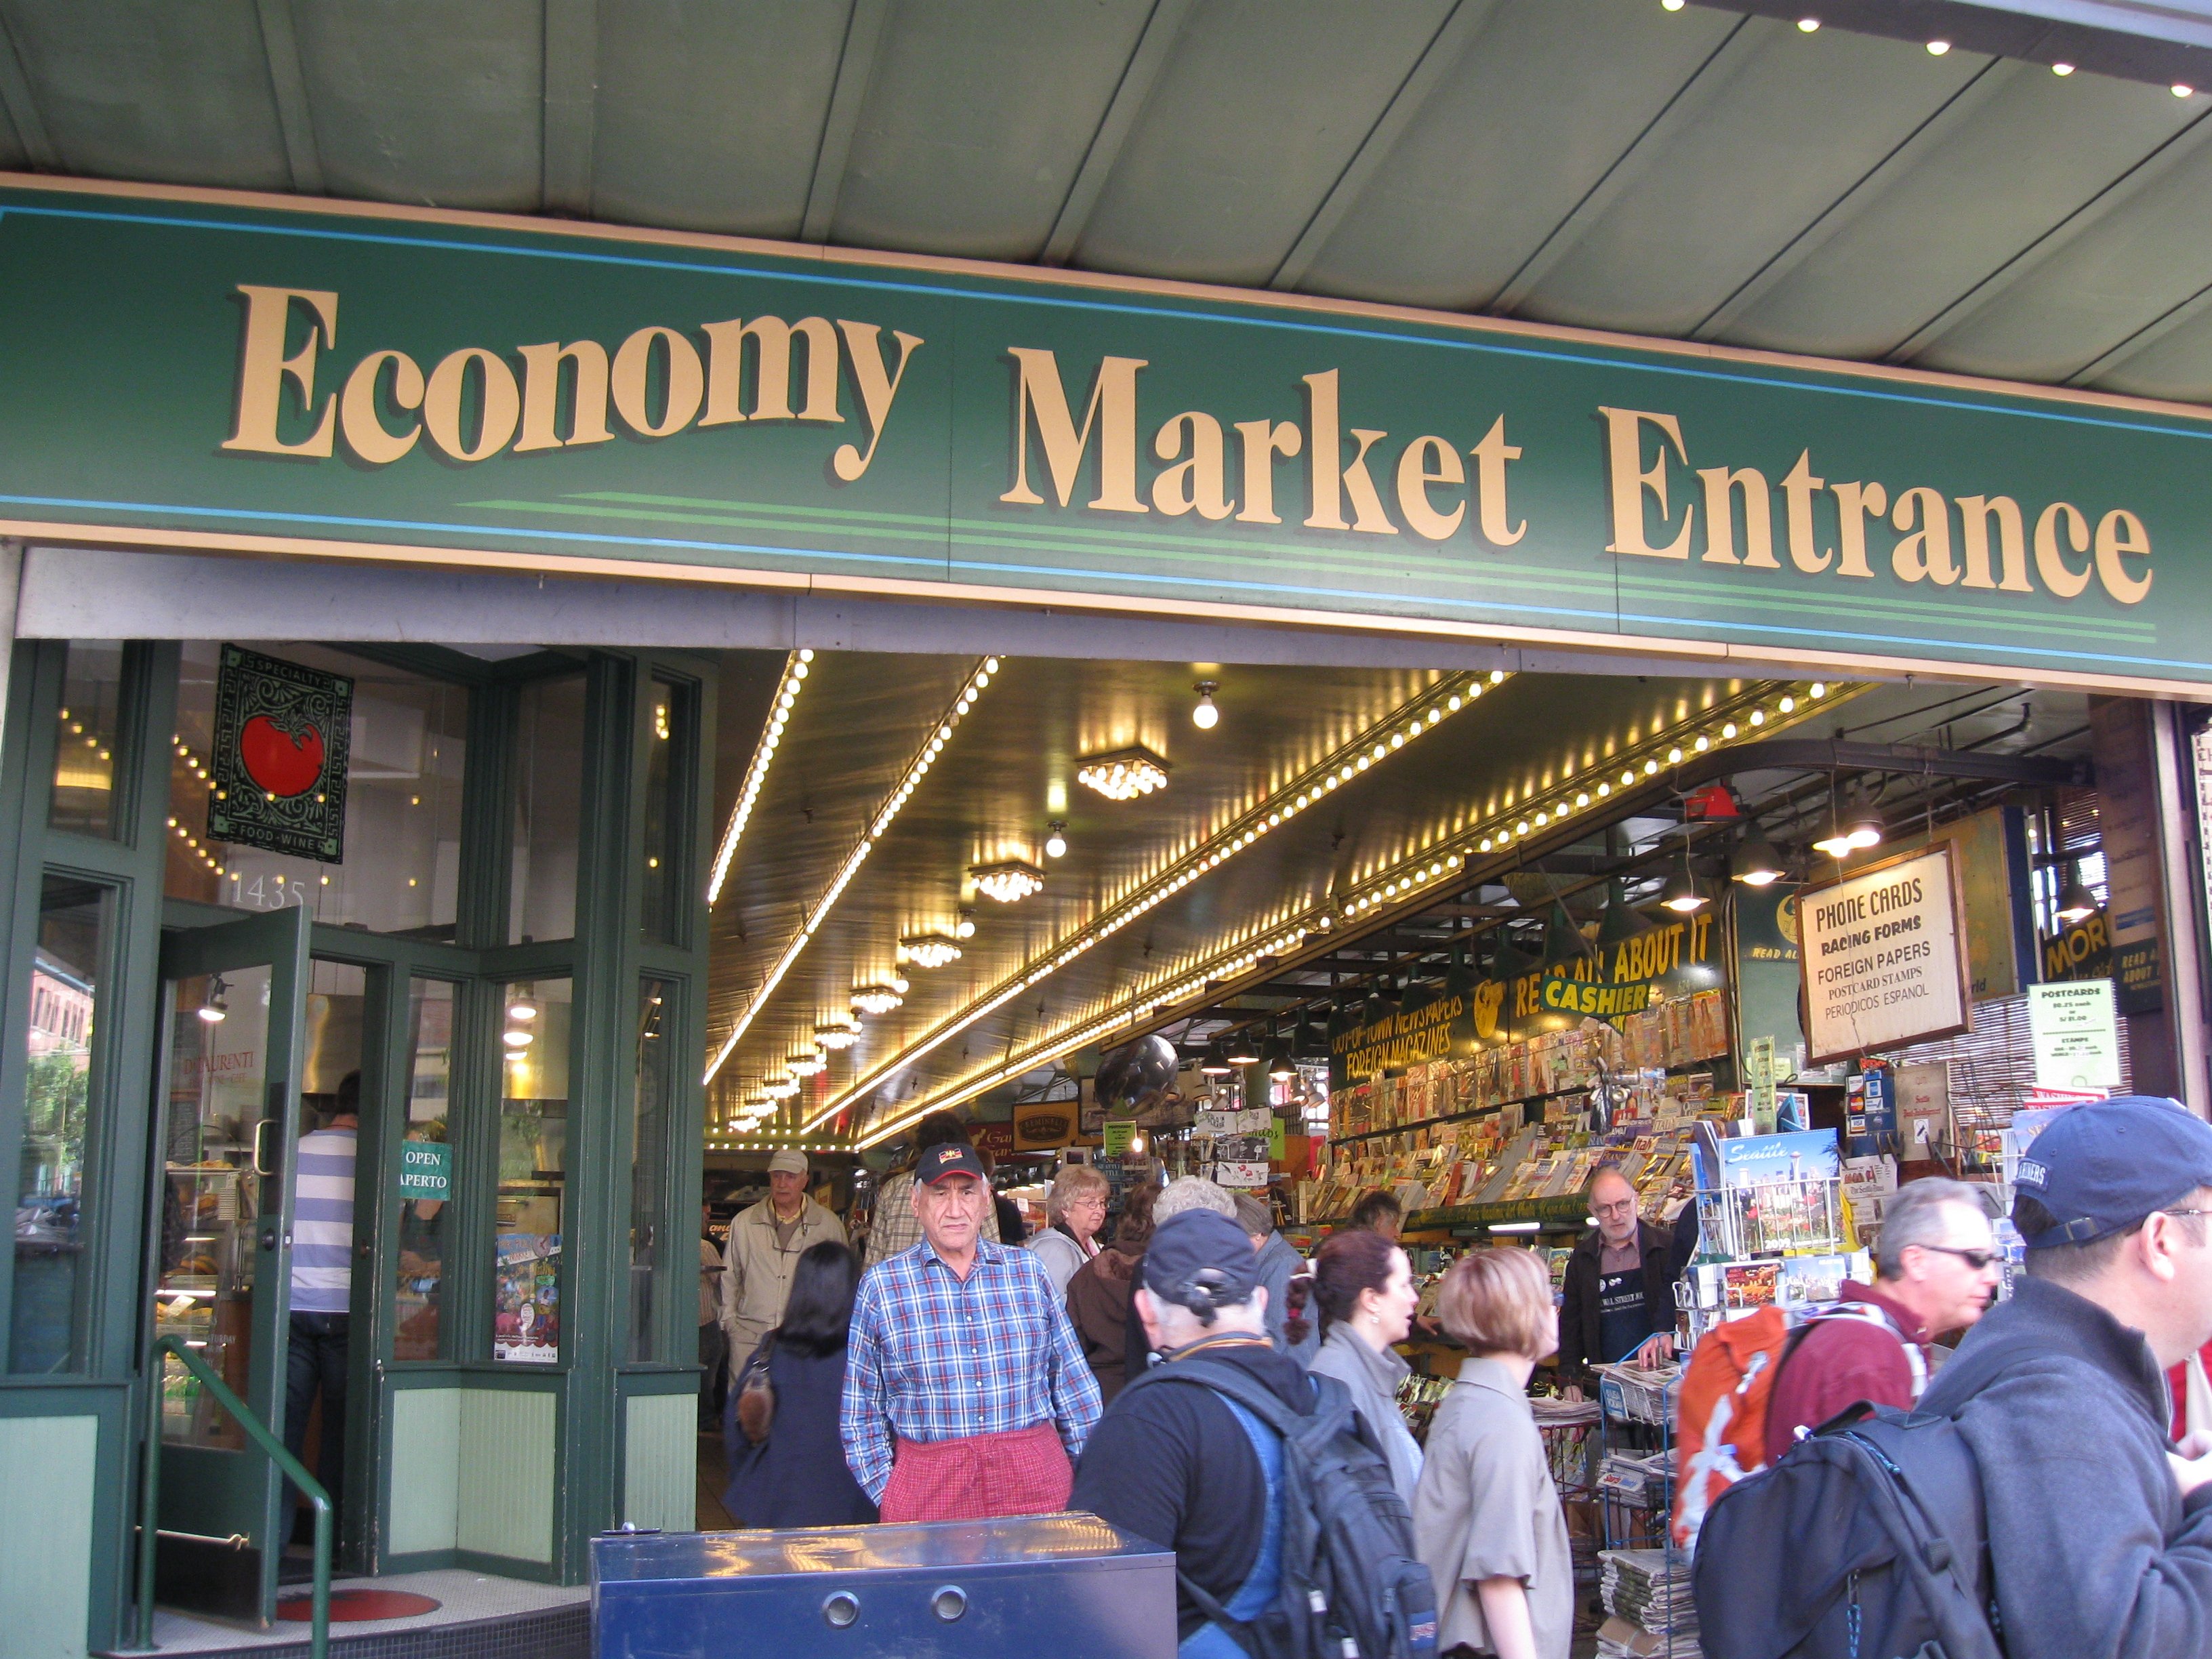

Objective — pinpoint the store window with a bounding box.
[150,961,270,1441]
[511,676,584,944]
[49,641,124,838]
[394,978,455,1361]
[11,876,108,1373]
[167,642,468,937]
[628,977,674,1362]
[493,977,569,1364]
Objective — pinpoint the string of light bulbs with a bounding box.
[855,676,1848,1139]
[702,655,1001,1092]
[706,649,814,906]
[804,669,1501,1135]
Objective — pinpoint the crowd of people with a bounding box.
[695,1093,2212,1659]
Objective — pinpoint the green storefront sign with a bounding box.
[396,1139,449,1200]
[0,178,2205,688]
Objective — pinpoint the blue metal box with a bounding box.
[592,1514,1177,1659]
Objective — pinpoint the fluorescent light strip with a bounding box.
[804,670,1497,1134]
[856,678,1846,1143]
[858,918,1315,1148]
[707,649,815,905]
[702,655,1001,1087]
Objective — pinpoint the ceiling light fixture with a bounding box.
[763,1076,800,1100]
[1077,745,1172,801]
[1731,825,1788,887]
[502,1028,534,1048]
[2177,83,2196,97]
[702,655,999,1086]
[1191,680,1221,729]
[901,933,964,970]
[198,975,230,1024]
[787,1048,826,1077]
[707,648,814,905]
[1225,1030,1261,1067]
[1661,856,1708,915]
[971,860,1044,904]
[1044,821,1068,859]
[2056,877,2100,924]
[508,987,539,1021]
[1797,15,1819,30]
[817,1018,861,1050]
[852,983,903,1017]
[1843,802,1885,851]
[2051,60,2074,75]
[1200,1042,1233,1078]
[1926,37,1949,54]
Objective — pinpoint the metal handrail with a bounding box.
[134,1335,329,1659]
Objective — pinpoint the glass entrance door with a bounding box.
[145,905,310,1624]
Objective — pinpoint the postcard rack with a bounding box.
[1692,1170,1847,1261]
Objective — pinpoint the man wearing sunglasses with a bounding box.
[1765,1175,1998,1448]
[1917,1094,2212,1659]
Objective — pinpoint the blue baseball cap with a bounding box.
[1143,1210,1261,1311]
[2012,1095,2212,1248]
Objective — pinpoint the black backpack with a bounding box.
[1694,1403,2005,1659]
[1123,1361,1439,1659]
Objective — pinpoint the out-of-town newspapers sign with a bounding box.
[1799,845,1971,1065]
[0,177,2207,688]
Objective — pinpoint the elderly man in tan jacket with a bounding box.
[721,1149,848,1376]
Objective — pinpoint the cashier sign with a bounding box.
[1798,844,1972,1066]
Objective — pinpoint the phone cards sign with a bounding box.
[1800,845,1971,1065]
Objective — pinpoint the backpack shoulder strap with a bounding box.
[1123,1349,1311,1439]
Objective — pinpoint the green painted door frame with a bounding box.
[0,635,716,1646]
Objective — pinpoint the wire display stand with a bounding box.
[1593,1363,1700,1656]
[1536,1398,1603,1624]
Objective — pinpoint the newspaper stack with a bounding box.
[1599,1548,1702,1658]
[1595,1448,1672,1507]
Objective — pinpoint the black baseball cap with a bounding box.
[916,1142,987,1186]
[1144,1210,1261,1311]
[2013,1094,2212,1248]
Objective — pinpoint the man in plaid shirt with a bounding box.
[843,1140,1101,1522]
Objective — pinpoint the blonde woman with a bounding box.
[1029,1163,1110,1294]
[1414,1248,1573,1659]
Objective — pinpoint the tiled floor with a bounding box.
[129,1570,588,1656]
[696,1427,737,1530]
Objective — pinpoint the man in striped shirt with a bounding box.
[285,1071,358,1536]
[843,1141,1100,1522]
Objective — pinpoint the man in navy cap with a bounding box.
[842,1139,1099,1523]
[1918,1094,2212,1659]
[1072,1208,1326,1654]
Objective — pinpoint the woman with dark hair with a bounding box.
[1065,1181,1158,1403]
[723,1239,878,1528]
[1305,1226,1423,1506]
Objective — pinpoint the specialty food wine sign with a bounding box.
[1799,844,1971,1065]
[207,644,352,861]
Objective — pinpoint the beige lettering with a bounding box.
[1598,406,1694,560]
[1151,411,1234,520]
[1470,415,1526,546]
[224,285,338,457]
[700,316,843,426]
[1341,429,1399,535]
[1780,451,1830,573]
[422,347,520,464]
[1889,487,1958,585]
[1233,419,1302,525]
[1957,495,2030,592]
[2095,508,2152,605]
[832,321,924,483]
[1696,466,1776,569]
[2034,501,2091,598]
[610,326,705,438]
[1831,480,1888,579]
[999,348,1147,512]
[338,349,424,466]
[514,339,612,453]
[1395,435,1465,541]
